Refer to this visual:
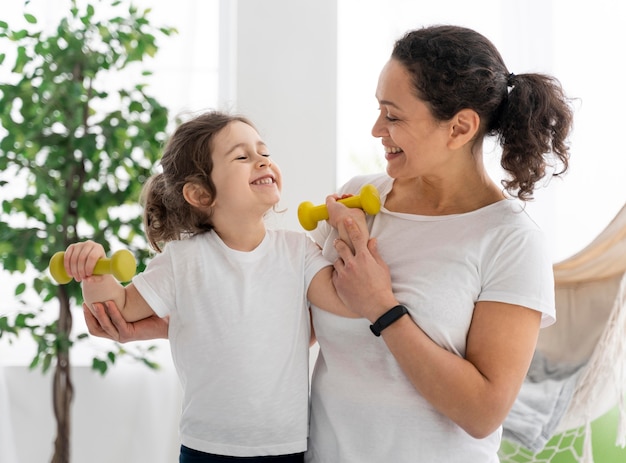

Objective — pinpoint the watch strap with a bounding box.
[370,304,409,336]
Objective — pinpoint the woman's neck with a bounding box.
[386,168,504,216]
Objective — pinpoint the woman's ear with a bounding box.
[182,182,213,208]
[448,109,480,149]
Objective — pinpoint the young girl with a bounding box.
[62,111,364,463]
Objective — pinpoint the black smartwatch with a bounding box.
[369,305,409,337]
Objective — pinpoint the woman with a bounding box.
[85,25,573,463]
[307,25,572,462]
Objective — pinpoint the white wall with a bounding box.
[225,0,338,231]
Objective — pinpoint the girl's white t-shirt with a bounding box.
[133,229,330,457]
[306,173,555,463]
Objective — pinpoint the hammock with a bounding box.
[500,202,626,463]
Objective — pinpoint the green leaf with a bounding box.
[42,353,53,373]
[142,358,160,370]
[24,14,37,24]
[15,282,27,296]
[0,316,18,335]
[92,358,108,376]
[15,312,35,327]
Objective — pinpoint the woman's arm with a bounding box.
[84,301,169,342]
[331,218,542,439]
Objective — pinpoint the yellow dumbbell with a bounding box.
[49,249,136,284]
[297,184,381,231]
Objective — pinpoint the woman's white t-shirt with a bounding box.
[306,173,555,463]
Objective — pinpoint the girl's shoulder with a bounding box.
[266,228,313,246]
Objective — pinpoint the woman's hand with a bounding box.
[84,300,169,343]
[331,215,398,322]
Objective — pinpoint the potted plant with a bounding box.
[0,1,176,461]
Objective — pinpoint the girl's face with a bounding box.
[209,120,282,218]
[371,59,453,180]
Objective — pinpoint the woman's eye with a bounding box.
[385,115,399,122]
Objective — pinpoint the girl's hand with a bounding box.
[63,240,106,282]
[325,194,364,229]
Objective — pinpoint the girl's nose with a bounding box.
[257,156,271,167]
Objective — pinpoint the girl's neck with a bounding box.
[213,219,267,251]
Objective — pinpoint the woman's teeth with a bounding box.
[385,146,402,154]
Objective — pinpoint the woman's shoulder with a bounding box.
[339,172,392,195]
[488,200,543,232]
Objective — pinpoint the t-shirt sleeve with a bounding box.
[303,234,333,292]
[132,250,175,318]
[479,227,556,328]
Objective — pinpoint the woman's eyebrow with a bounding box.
[378,99,401,109]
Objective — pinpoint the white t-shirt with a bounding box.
[133,229,330,457]
[306,173,555,463]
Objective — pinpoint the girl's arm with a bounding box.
[331,218,542,439]
[306,197,371,318]
[64,241,156,323]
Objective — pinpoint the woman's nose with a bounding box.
[371,114,386,138]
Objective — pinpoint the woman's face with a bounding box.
[372,59,453,180]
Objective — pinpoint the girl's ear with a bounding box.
[182,182,214,208]
[448,108,480,149]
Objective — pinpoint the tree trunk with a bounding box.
[51,290,73,463]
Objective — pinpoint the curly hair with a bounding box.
[141,111,255,252]
[392,25,573,200]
